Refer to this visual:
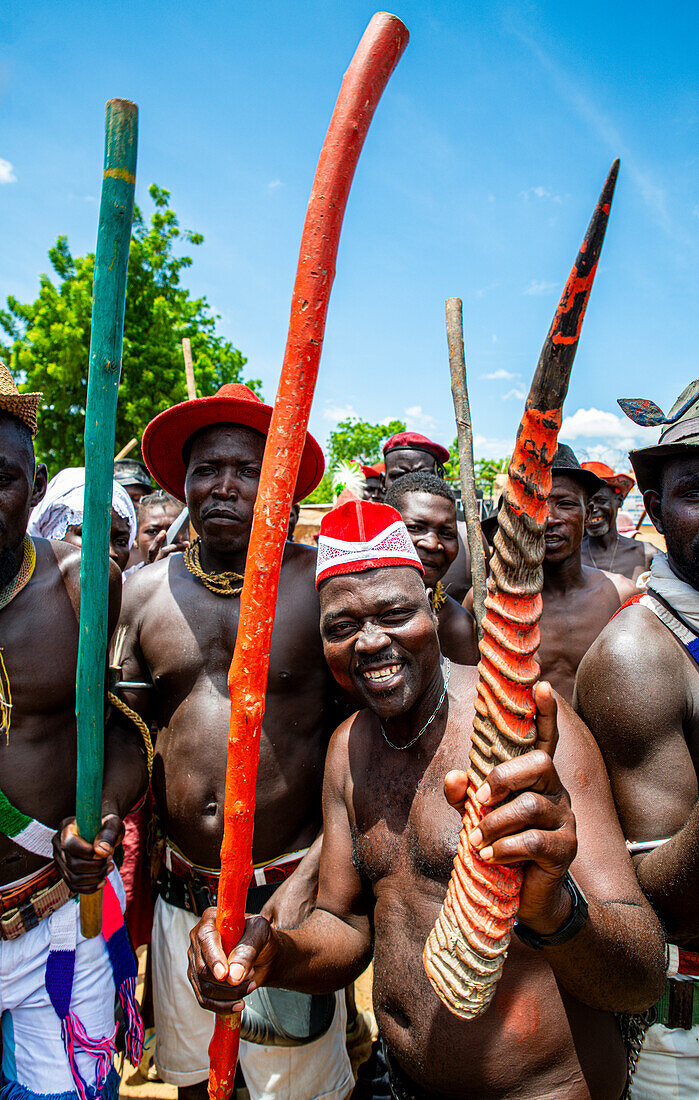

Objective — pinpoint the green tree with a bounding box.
[327,416,406,467]
[0,185,258,473]
[474,456,510,497]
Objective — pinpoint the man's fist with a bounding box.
[187,909,278,1014]
[53,814,124,894]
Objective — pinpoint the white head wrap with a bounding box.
[28,466,137,547]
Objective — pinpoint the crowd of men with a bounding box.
[0,356,697,1100]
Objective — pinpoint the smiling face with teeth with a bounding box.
[319,565,441,722]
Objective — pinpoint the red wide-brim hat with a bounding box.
[142,383,325,504]
[581,461,635,500]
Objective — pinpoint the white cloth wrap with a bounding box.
[28,466,137,546]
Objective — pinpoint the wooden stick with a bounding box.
[446,298,487,640]
[635,506,647,531]
[76,100,138,938]
[424,160,620,1019]
[182,338,197,400]
[114,437,137,460]
[208,14,409,1097]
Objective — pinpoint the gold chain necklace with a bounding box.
[433,579,447,612]
[183,538,244,597]
[587,534,619,573]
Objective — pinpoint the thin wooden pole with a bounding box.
[114,437,137,460]
[76,100,137,938]
[208,14,409,1097]
[446,298,486,640]
[182,338,197,400]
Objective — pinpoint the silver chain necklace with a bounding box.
[587,533,619,573]
[380,659,451,751]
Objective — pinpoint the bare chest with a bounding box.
[351,735,465,891]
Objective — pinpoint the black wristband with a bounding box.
[514,873,588,950]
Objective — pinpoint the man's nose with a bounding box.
[212,472,239,498]
[417,531,440,552]
[355,622,391,653]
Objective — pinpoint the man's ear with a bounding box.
[30,463,48,508]
[425,586,439,624]
[644,488,663,534]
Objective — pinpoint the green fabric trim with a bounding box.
[654,980,699,1027]
[0,789,33,838]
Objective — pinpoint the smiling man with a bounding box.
[536,445,636,703]
[188,498,665,1100]
[385,471,478,665]
[116,384,353,1099]
[580,462,655,581]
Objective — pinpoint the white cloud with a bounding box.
[491,334,498,343]
[404,405,437,433]
[322,402,357,422]
[523,279,557,296]
[481,368,517,380]
[475,281,499,299]
[267,179,283,192]
[0,158,17,184]
[503,387,526,401]
[520,185,562,203]
[560,407,658,449]
[473,434,513,459]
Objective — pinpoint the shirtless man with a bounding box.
[189,497,664,1100]
[385,471,478,665]
[383,431,472,602]
[0,365,148,1097]
[580,461,655,581]
[119,383,353,1099]
[576,381,699,1096]
[537,445,636,702]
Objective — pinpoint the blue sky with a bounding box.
[1,0,697,470]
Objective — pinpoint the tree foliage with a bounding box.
[327,416,406,467]
[300,416,407,505]
[475,456,510,496]
[444,443,510,498]
[0,185,258,473]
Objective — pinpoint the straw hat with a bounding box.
[0,360,42,437]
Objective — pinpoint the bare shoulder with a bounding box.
[600,568,638,603]
[576,603,686,759]
[120,553,182,620]
[281,541,317,584]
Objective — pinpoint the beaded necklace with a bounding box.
[0,534,36,611]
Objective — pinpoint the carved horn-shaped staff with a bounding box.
[423,159,620,1019]
[208,14,409,1097]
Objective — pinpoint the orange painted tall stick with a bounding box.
[424,160,620,1019]
[208,14,409,1097]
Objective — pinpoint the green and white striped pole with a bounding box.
[76,99,137,937]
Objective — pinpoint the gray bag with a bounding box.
[240,987,336,1047]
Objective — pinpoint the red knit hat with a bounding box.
[142,383,325,504]
[581,461,634,500]
[383,431,450,465]
[360,464,382,479]
[315,499,424,588]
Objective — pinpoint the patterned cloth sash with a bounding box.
[0,795,143,1098]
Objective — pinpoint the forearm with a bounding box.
[543,898,666,1013]
[101,717,149,819]
[636,808,699,941]
[268,906,372,995]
